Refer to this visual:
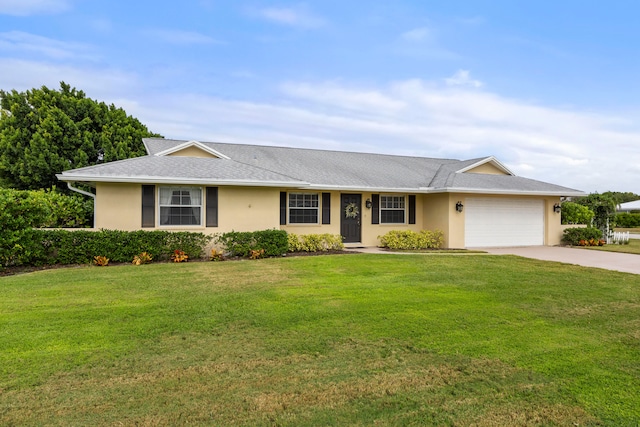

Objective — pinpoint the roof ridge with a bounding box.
[144,137,462,163]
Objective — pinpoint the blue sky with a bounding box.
[1,0,640,192]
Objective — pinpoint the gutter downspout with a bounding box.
[67,182,96,228]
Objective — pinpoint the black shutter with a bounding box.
[141,185,155,227]
[322,192,331,224]
[280,192,287,225]
[206,187,218,227]
[372,194,379,224]
[408,195,416,224]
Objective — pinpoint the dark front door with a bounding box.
[341,194,362,243]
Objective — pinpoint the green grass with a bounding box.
[1,255,639,426]
[583,238,640,254]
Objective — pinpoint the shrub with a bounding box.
[93,255,109,266]
[616,213,640,228]
[171,250,189,263]
[249,249,265,260]
[287,233,345,252]
[561,227,603,246]
[0,188,51,268]
[132,252,153,265]
[216,229,288,258]
[378,229,444,250]
[7,229,211,267]
[210,248,225,261]
[561,201,594,225]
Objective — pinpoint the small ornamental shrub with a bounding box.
[209,249,225,261]
[93,256,109,266]
[132,252,153,265]
[216,229,288,258]
[287,233,345,252]
[562,227,603,246]
[171,250,189,263]
[249,249,265,260]
[378,229,444,250]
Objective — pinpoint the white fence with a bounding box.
[607,231,630,245]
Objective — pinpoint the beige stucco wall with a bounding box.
[422,193,465,248]
[167,146,217,158]
[465,163,508,175]
[95,183,281,234]
[95,183,143,230]
[94,184,563,248]
[217,187,280,232]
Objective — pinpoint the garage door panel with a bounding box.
[465,198,544,247]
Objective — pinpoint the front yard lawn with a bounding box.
[1,254,639,425]
[583,238,640,255]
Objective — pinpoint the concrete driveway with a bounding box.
[483,246,640,275]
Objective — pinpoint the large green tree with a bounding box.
[0,82,161,190]
[575,193,618,236]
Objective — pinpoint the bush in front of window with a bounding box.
[7,229,211,267]
[215,229,288,258]
[287,233,345,252]
[378,229,444,250]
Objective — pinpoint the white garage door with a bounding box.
[465,198,544,247]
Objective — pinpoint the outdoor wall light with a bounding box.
[455,201,464,213]
[553,203,561,213]
[365,198,372,209]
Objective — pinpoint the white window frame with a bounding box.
[288,192,320,224]
[380,195,406,224]
[158,186,203,227]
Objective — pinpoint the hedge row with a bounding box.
[5,229,211,267]
[378,229,444,250]
[287,233,344,252]
[616,213,640,228]
[214,229,289,257]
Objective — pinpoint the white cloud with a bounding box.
[0,0,70,16]
[0,31,96,60]
[141,29,223,45]
[257,6,324,29]
[394,25,459,60]
[401,27,432,42]
[0,58,140,98]
[445,70,483,88]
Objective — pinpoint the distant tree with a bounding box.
[561,201,594,225]
[0,82,161,190]
[601,191,640,204]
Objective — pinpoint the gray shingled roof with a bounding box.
[57,138,584,196]
[59,155,304,185]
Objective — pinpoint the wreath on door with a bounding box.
[344,202,359,219]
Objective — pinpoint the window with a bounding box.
[159,187,202,226]
[289,193,319,224]
[380,195,405,223]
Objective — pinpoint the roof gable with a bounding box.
[154,140,230,159]
[456,156,514,175]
